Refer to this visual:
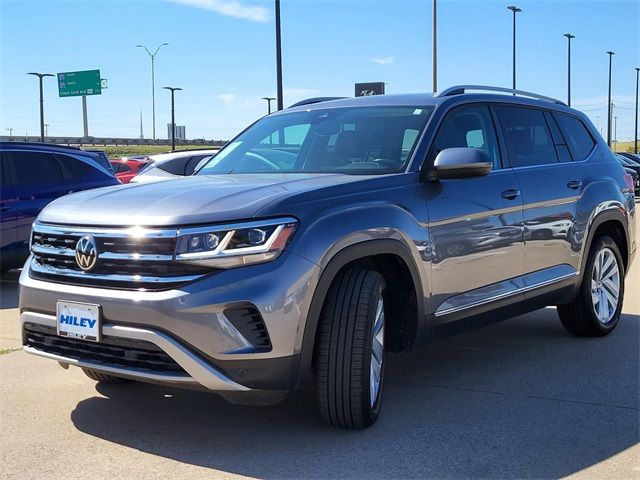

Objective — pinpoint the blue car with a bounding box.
[0,142,119,272]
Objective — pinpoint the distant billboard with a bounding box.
[355,82,385,97]
[57,70,102,97]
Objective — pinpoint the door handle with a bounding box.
[567,180,582,190]
[501,188,521,200]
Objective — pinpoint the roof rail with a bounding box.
[436,85,566,105]
[288,97,347,108]
[0,141,81,150]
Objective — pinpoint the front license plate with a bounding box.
[56,301,101,342]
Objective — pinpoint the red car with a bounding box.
[109,157,150,184]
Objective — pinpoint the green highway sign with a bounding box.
[57,69,102,97]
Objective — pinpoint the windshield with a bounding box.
[197,106,433,175]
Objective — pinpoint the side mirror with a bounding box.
[427,147,493,181]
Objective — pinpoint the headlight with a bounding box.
[175,217,298,268]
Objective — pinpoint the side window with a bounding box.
[55,154,95,179]
[158,156,191,175]
[552,113,595,161]
[185,155,208,175]
[5,151,63,185]
[118,163,131,173]
[431,105,501,170]
[495,106,558,167]
[544,112,572,163]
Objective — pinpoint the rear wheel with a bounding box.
[558,235,624,336]
[82,368,130,384]
[314,268,386,429]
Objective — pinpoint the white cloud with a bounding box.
[217,93,237,105]
[168,0,270,22]
[370,56,395,65]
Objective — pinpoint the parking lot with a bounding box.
[0,224,638,480]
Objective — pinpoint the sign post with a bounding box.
[57,69,102,138]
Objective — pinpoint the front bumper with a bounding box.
[19,251,320,391]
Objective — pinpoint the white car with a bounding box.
[130,149,218,183]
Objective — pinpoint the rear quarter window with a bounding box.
[552,113,595,161]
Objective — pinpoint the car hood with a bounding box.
[38,173,371,226]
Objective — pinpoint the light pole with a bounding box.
[262,97,276,114]
[275,0,283,111]
[5,128,13,138]
[432,0,437,93]
[137,43,169,140]
[613,116,618,151]
[563,34,575,106]
[44,124,49,138]
[606,51,615,148]
[635,67,639,154]
[507,6,522,90]
[27,72,54,142]
[163,86,182,151]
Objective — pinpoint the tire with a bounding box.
[314,268,386,429]
[558,235,625,337]
[82,368,130,384]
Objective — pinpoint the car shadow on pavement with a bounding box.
[0,269,20,309]
[70,309,639,479]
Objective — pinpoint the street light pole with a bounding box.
[27,72,54,143]
[507,6,522,90]
[635,67,639,154]
[137,43,169,140]
[432,0,437,93]
[275,0,283,111]
[563,34,575,107]
[163,86,182,151]
[262,97,276,114]
[606,51,615,148]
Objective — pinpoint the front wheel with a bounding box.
[558,235,625,336]
[314,268,386,429]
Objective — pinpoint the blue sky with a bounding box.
[0,0,638,141]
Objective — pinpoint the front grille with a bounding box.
[30,223,212,290]
[24,323,187,375]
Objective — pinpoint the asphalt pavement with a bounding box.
[1,241,639,479]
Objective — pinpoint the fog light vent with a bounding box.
[224,305,271,350]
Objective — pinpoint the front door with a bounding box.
[425,104,525,322]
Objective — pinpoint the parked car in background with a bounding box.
[84,149,115,174]
[130,149,217,183]
[617,152,640,165]
[0,142,119,272]
[615,154,640,177]
[622,166,640,196]
[109,157,150,184]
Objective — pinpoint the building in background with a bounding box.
[167,124,186,140]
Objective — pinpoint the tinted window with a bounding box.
[544,112,572,163]
[495,106,558,167]
[5,151,63,185]
[118,163,131,173]
[198,106,433,175]
[553,113,595,161]
[186,155,210,175]
[55,154,95,178]
[431,105,501,170]
[157,156,192,175]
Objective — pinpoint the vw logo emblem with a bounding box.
[75,235,98,271]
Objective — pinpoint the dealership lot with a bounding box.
[1,224,639,479]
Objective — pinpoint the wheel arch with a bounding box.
[294,239,425,388]
[581,208,630,277]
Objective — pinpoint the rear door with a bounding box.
[493,105,588,291]
[426,104,525,321]
[0,152,17,261]
[4,150,67,251]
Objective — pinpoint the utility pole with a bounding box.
[613,116,618,151]
[140,109,144,140]
[432,0,437,93]
[635,67,639,154]
[275,0,283,110]
[563,34,575,106]
[163,86,182,151]
[507,6,522,90]
[5,128,13,138]
[262,97,276,114]
[137,43,169,140]
[44,124,49,137]
[606,51,615,148]
[27,72,54,142]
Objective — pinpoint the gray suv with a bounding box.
[19,85,636,429]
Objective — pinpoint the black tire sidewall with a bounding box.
[361,282,386,424]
